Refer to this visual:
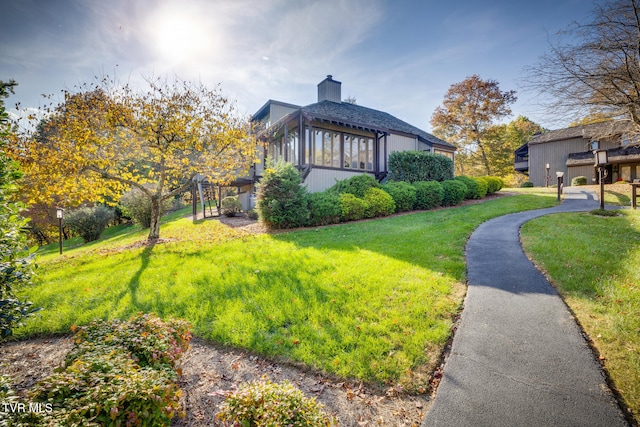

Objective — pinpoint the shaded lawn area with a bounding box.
[19,192,556,390]
[521,210,640,423]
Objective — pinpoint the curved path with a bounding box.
[422,189,628,426]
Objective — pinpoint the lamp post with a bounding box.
[56,207,64,255]
[594,150,608,210]
[556,171,564,202]
[545,163,550,187]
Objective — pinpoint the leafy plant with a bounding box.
[120,187,172,228]
[221,196,242,217]
[484,176,504,194]
[329,174,380,198]
[364,187,396,217]
[454,175,481,199]
[413,181,444,210]
[521,181,534,188]
[387,151,454,183]
[339,193,369,221]
[441,179,467,206]
[571,176,588,186]
[473,177,489,198]
[306,191,341,226]
[257,162,309,229]
[65,205,115,243]
[382,181,417,212]
[217,380,333,427]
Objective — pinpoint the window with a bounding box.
[287,127,298,164]
[310,129,374,171]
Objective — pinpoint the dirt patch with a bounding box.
[0,337,431,426]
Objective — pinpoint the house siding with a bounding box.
[270,103,299,125]
[303,168,371,193]
[529,137,591,186]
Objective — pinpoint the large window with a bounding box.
[313,129,373,171]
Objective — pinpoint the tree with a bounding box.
[430,75,517,175]
[482,116,544,178]
[526,0,640,134]
[10,76,258,240]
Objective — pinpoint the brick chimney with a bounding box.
[317,75,341,103]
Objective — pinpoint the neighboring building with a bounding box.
[250,75,456,195]
[515,121,640,186]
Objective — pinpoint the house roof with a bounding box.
[265,100,456,150]
[529,120,633,145]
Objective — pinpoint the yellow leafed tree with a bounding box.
[10,76,258,240]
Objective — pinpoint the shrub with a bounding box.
[339,193,369,222]
[247,208,259,220]
[484,176,504,194]
[387,151,454,183]
[364,187,396,217]
[382,181,417,212]
[120,188,171,228]
[520,181,534,188]
[413,181,444,210]
[473,177,489,198]
[329,174,380,198]
[64,205,115,243]
[571,176,588,186]
[257,162,309,229]
[221,196,241,217]
[455,176,481,199]
[441,180,467,206]
[217,380,333,427]
[307,191,341,226]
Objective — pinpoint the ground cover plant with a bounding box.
[16,191,557,393]
[521,211,640,423]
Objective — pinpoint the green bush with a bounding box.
[484,176,504,194]
[413,181,444,210]
[217,380,333,427]
[382,181,417,212]
[257,162,309,229]
[473,177,489,198]
[520,181,534,188]
[247,208,259,220]
[364,187,396,217]
[221,196,242,217]
[339,193,369,222]
[307,191,341,226]
[387,151,454,183]
[441,180,467,206]
[65,205,115,243]
[571,176,588,186]
[455,176,481,199]
[329,174,380,198]
[120,188,171,228]
[16,313,191,427]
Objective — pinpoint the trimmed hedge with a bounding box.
[329,174,380,198]
[65,205,114,243]
[441,180,467,206]
[413,181,444,210]
[571,176,588,186]
[257,162,309,229]
[382,181,417,212]
[455,176,481,199]
[339,193,369,222]
[484,176,504,194]
[387,151,454,183]
[306,191,341,226]
[521,181,534,188]
[364,187,396,217]
[473,177,489,198]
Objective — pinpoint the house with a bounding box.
[248,75,456,199]
[515,121,640,186]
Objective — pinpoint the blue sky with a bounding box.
[1,0,597,132]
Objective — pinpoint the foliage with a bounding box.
[455,175,481,199]
[387,151,454,183]
[521,181,534,188]
[364,187,396,217]
[217,380,333,427]
[441,179,467,206]
[339,193,369,222]
[257,162,309,229]
[247,208,259,220]
[64,205,114,243]
[306,191,341,226]
[526,0,640,134]
[13,313,190,426]
[221,196,242,217]
[329,174,380,198]
[484,176,504,194]
[382,181,417,212]
[413,181,444,210]
[589,208,620,217]
[431,75,517,175]
[473,177,489,198]
[120,187,172,228]
[571,176,588,186]
[0,79,39,342]
[9,75,257,240]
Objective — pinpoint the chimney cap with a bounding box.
[326,74,333,79]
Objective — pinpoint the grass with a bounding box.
[17,192,557,390]
[521,210,640,422]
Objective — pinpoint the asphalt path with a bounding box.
[422,189,628,427]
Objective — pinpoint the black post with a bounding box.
[599,167,605,210]
[58,217,63,255]
[557,176,562,202]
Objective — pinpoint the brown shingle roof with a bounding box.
[529,121,632,145]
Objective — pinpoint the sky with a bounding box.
[1,0,599,133]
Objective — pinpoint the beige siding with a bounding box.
[529,137,593,186]
[567,165,597,185]
[270,104,298,124]
[380,133,432,171]
[303,168,372,193]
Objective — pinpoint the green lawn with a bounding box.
[521,210,640,422]
[18,191,557,390]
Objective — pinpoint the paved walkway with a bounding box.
[422,189,628,426]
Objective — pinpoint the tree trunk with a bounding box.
[148,195,161,241]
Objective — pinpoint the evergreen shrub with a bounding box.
[382,181,417,212]
[307,191,341,226]
[413,181,444,210]
[571,176,588,186]
[473,177,489,198]
[120,188,171,228]
[364,187,396,217]
[65,205,115,243]
[455,176,481,199]
[441,180,467,206]
[484,176,504,194]
[521,181,534,188]
[221,196,241,217]
[257,162,309,229]
[387,151,454,183]
[329,174,380,198]
[339,193,369,222]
